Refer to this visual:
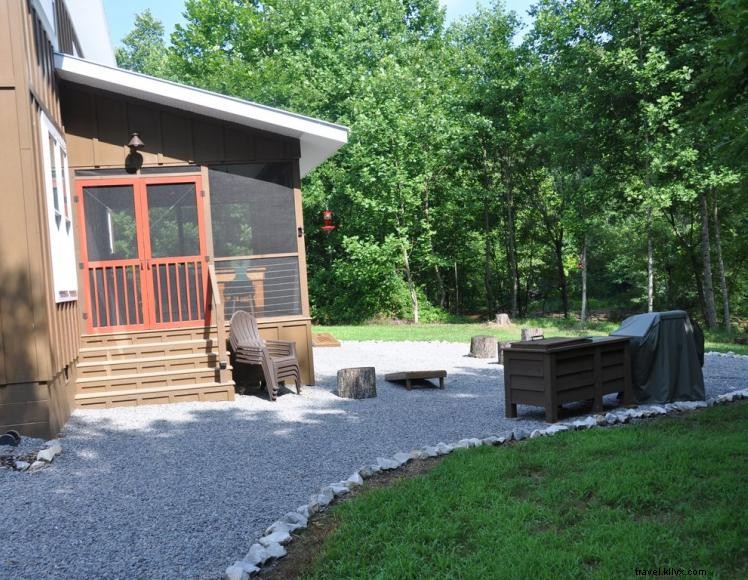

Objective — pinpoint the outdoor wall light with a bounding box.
[125,132,144,173]
[128,132,145,151]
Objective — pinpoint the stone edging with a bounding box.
[0,439,62,472]
[225,386,748,579]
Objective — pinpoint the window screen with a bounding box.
[83,185,138,261]
[215,257,301,319]
[208,164,296,257]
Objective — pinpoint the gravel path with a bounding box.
[1,343,746,580]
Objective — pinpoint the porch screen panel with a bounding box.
[209,163,302,319]
[209,164,296,257]
[83,185,143,328]
[215,257,301,320]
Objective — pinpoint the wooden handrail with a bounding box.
[207,263,230,383]
[207,264,221,306]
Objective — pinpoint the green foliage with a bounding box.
[310,235,408,324]
[118,0,746,327]
[114,9,171,77]
[307,402,748,578]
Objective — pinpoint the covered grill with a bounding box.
[610,310,705,404]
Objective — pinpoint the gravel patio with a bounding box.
[1,342,746,579]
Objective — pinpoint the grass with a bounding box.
[313,318,748,355]
[304,402,748,579]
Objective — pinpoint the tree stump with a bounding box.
[495,313,512,326]
[470,336,497,358]
[497,341,513,364]
[337,367,377,399]
[521,327,544,341]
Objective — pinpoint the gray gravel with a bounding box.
[1,343,746,580]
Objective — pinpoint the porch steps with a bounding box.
[75,327,235,409]
[75,383,235,408]
[77,352,221,379]
[79,339,220,362]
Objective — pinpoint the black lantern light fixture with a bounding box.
[125,132,144,173]
[128,132,145,151]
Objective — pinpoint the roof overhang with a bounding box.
[54,54,349,176]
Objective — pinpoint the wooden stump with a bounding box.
[470,335,497,358]
[497,341,512,364]
[521,327,544,341]
[495,313,512,326]
[337,367,377,399]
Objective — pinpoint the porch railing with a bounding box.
[207,263,228,374]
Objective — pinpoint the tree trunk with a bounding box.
[434,265,446,309]
[402,244,419,324]
[580,233,588,323]
[484,202,495,317]
[453,262,459,314]
[699,191,718,329]
[505,183,519,319]
[470,336,497,358]
[554,237,569,318]
[337,367,377,399]
[521,327,544,341]
[647,207,654,312]
[712,197,731,333]
[689,249,707,320]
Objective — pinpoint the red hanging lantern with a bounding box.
[321,209,336,233]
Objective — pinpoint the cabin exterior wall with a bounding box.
[0,0,79,438]
[60,84,316,386]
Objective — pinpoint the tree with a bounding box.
[115,9,170,77]
[114,1,747,326]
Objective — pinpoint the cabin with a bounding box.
[0,0,348,438]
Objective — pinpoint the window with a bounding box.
[40,111,77,302]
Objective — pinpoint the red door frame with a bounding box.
[75,174,208,334]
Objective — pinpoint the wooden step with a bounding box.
[75,381,236,408]
[76,366,224,394]
[77,352,228,379]
[79,339,220,362]
[80,326,218,348]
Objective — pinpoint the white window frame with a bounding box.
[40,111,78,303]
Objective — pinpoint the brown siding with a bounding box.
[60,84,301,169]
[0,364,76,439]
[55,0,82,57]
[22,0,62,128]
[0,0,79,437]
[256,318,315,385]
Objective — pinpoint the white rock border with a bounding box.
[225,386,748,579]
[0,439,62,473]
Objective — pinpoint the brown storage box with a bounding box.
[502,336,633,422]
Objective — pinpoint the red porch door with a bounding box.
[76,175,208,333]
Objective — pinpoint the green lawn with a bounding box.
[313,319,748,355]
[305,402,748,579]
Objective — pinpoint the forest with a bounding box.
[115,0,747,330]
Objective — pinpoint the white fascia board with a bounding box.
[64,0,115,65]
[54,54,348,176]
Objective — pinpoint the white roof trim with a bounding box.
[54,53,348,176]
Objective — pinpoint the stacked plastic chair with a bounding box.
[229,310,302,401]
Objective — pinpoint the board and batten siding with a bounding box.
[60,84,302,169]
[0,0,79,437]
[60,84,315,385]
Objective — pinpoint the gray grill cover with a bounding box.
[611,310,705,404]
